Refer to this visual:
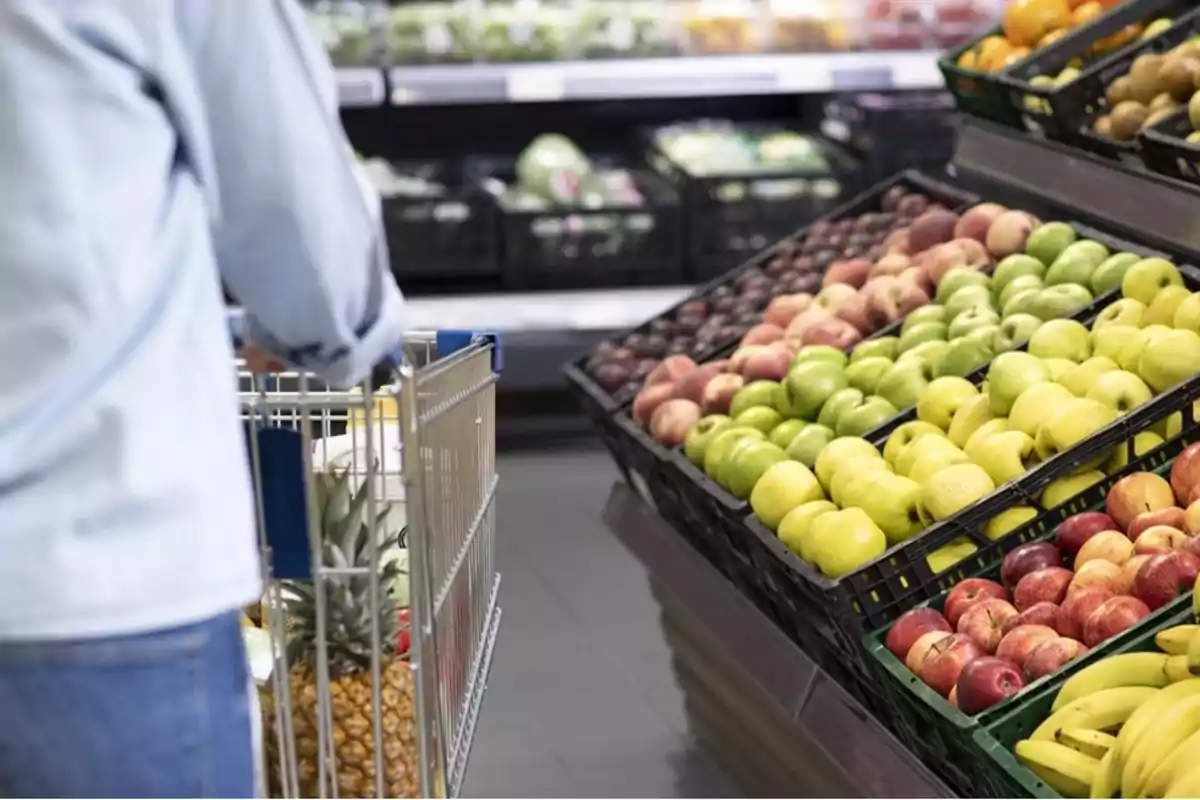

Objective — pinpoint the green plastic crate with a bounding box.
[974,605,1195,798]
[861,452,1196,796]
[939,29,1024,128]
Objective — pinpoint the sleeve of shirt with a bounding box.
[177,0,404,389]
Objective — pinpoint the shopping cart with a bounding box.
[235,325,502,799]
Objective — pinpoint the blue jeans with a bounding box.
[0,612,256,798]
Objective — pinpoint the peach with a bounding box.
[953,203,1007,243]
[740,323,786,348]
[908,209,960,253]
[673,364,724,405]
[700,373,745,415]
[645,354,695,387]
[633,382,677,426]
[823,258,874,289]
[985,210,1039,258]
[763,294,814,328]
[869,253,913,279]
[649,398,702,446]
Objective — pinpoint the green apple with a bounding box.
[779,361,848,420]
[1033,398,1116,464]
[1092,325,1139,362]
[785,423,835,467]
[1002,288,1042,318]
[730,380,779,418]
[704,427,764,480]
[684,414,733,466]
[963,419,1010,456]
[816,387,865,431]
[814,437,883,490]
[1045,240,1109,286]
[850,336,899,363]
[994,254,1048,295]
[749,460,824,531]
[1092,298,1146,329]
[723,440,788,499]
[849,473,926,544]
[898,321,948,354]
[837,396,899,437]
[947,394,995,448]
[1043,358,1076,380]
[985,506,1039,540]
[999,275,1045,311]
[778,500,838,561]
[1008,382,1076,437]
[1059,356,1119,397]
[896,434,964,478]
[1117,325,1171,373]
[846,356,893,395]
[936,268,992,305]
[1102,431,1165,474]
[1090,252,1141,297]
[898,340,950,371]
[1028,318,1092,362]
[916,376,979,431]
[987,351,1052,415]
[965,324,1002,349]
[830,457,893,507]
[1138,328,1200,393]
[768,418,808,450]
[808,508,888,577]
[948,307,1001,339]
[973,429,1037,485]
[1143,285,1191,327]
[993,313,1042,353]
[1086,369,1152,414]
[883,421,945,465]
[1122,257,1183,305]
[736,405,784,434]
[936,336,993,378]
[877,359,931,411]
[1025,222,1077,266]
[920,463,995,521]
[1029,284,1093,320]
[791,344,848,371]
[901,305,948,333]
[944,284,995,320]
[1041,469,1105,508]
[1173,292,1200,335]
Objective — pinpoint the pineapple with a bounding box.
[260,465,421,798]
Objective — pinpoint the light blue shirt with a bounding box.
[0,0,406,639]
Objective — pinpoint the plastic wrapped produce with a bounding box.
[767,0,852,52]
[476,0,576,62]
[303,0,380,65]
[385,3,473,64]
[680,0,762,54]
[575,0,677,58]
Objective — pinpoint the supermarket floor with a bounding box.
[462,444,741,799]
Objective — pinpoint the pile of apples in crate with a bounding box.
[888,448,1200,718]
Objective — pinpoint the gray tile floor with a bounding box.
[462,445,740,798]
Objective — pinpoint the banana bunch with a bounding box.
[1012,622,1200,798]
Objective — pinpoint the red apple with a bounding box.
[1133,525,1189,556]
[1133,551,1200,610]
[1013,568,1074,611]
[649,399,702,447]
[1024,637,1088,681]
[906,631,954,674]
[1127,507,1189,541]
[1185,501,1200,535]
[1107,472,1177,532]
[1119,554,1154,596]
[1057,586,1115,641]
[1001,542,1063,589]
[1171,442,1200,505]
[920,634,987,697]
[1074,531,1134,569]
[956,656,1025,714]
[1083,596,1152,646]
[887,607,953,660]
[1068,560,1123,597]
[957,598,1020,654]
[1056,511,1120,556]
[944,578,1008,629]
[1002,602,1061,636]
[995,624,1059,669]
[948,685,959,708]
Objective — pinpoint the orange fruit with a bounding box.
[1035,28,1068,49]
[999,46,1032,69]
[1093,22,1140,53]
[975,35,1012,68]
[1071,1,1102,26]
[1004,0,1073,48]
[957,48,981,70]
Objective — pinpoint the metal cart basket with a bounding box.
[238,329,502,799]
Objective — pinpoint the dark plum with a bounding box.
[677,299,708,318]
[764,257,790,278]
[881,186,908,212]
[623,332,648,352]
[610,347,636,365]
[897,195,929,217]
[793,272,821,293]
[594,362,632,392]
[640,335,668,358]
[674,314,704,335]
[812,249,838,272]
[634,359,659,379]
[712,294,738,314]
[667,337,692,355]
[648,317,675,338]
[792,256,815,274]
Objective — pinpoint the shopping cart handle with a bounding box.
[228,308,247,350]
[436,330,504,373]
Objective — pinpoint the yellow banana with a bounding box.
[1057,728,1116,759]
[1016,739,1100,798]
[1142,728,1200,798]
[1033,686,1161,742]
[1166,760,1200,799]
[1165,655,1193,683]
[1053,653,1173,711]
[1091,747,1118,799]
[1113,680,1200,785]
[1157,625,1200,655]
[1188,628,1200,676]
[1123,693,1200,797]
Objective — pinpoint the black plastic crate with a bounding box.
[643,125,864,282]
[481,157,684,291]
[939,28,1025,129]
[379,160,498,282]
[1142,107,1200,184]
[997,0,1200,145]
[821,93,959,183]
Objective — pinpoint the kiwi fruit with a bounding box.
[1109,100,1150,140]
[1186,131,1200,145]
[1159,53,1200,101]
[1190,91,1200,130]
[1150,92,1180,113]
[1054,66,1081,87]
[1106,75,1132,106]
[1127,53,1166,105]
[1093,115,1114,138]
[1143,18,1174,39]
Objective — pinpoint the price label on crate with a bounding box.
[506,66,566,102]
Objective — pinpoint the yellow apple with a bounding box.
[920,463,996,521]
[778,500,839,562]
[926,537,979,574]
[1034,398,1116,465]
[750,460,825,531]
[916,376,980,431]
[963,419,1011,458]
[814,437,882,490]
[808,508,888,577]
[1040,469,1106,508]
[897,434,965,478]
[985,506,1039,540]
[1059,356,1119,397]
[883,421,945,465]
[1008,382,1076,437]
[1103,431,1165,474]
